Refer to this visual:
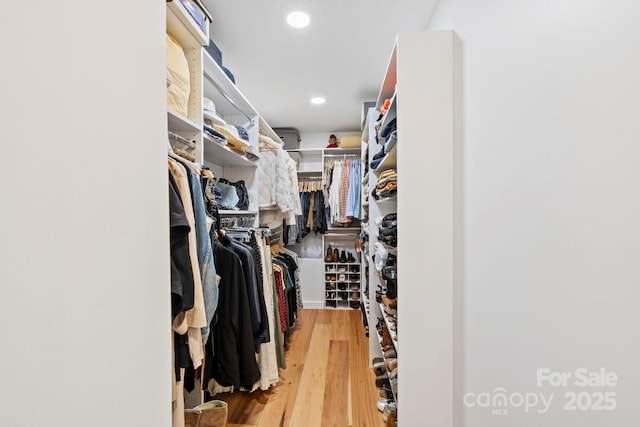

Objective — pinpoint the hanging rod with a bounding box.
[203,73,256,127]
[168,131,195,148]
[323,153,361,158]
[297,171,323,177]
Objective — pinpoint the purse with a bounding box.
[217,178,249,211]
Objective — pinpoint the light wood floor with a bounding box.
[214,309,386,427]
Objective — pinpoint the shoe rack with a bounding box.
[362,31,461,426]
[323,233,361,309]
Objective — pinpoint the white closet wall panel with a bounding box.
[429,1,640,426]
[298,258,325,309]
[0,2,170,426]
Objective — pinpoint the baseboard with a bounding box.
[302,300,325,310]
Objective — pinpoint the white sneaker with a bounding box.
[382,401,397,422]
[376,399,387,412]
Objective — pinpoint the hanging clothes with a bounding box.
[219,234,265,348]
[171,155,218,343]
[204,232,261,390]
[168,157,207,370]
[297,177,327,238]
[251,230,280,390]
[325,158,363,225]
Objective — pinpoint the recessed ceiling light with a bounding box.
[310,97,326,105]
[287,11,310,28]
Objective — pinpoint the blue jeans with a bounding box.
[187,169,218,342]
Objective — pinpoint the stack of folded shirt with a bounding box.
[373,168,397,200]
[370,130,397,170]
[204,124,228,145]
[377,213,397,247]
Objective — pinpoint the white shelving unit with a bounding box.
[323,233,362,310]
[289,144,365,308]
[165,1,285,410]
[362,31,462,426]
[166,1,283,228]
[166,0,209,47]
[168,109,200,133]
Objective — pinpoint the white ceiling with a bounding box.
[203,0,440,134]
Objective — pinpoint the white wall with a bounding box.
[427,1,640,425]
[0,2,170,426]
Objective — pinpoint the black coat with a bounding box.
[203,237,260,389]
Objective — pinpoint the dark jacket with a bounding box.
[204,236,260,389]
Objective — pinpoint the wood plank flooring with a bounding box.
[216,309,386,427]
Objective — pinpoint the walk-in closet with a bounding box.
[6,1,640,427]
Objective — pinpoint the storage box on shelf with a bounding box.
[167,0,210,47]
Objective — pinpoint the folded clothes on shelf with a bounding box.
[204,124,228,145]
[379,118,397,139]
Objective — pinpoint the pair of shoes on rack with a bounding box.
[373,360,386,376]
[386,358,397,372]
[379,386,394,399]
[384,348,397,359]
[326,246,341,262]
[381,343,394,353]
[382,400,397,425]
[326,245,333,262]
[377,399,395,413]
[376,373,391,388]
[389,369,398,400]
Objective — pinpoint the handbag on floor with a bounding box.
[184,400,228,427]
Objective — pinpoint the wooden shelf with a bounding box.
[203,135,258,167]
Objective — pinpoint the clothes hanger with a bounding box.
[201,167,215,179]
